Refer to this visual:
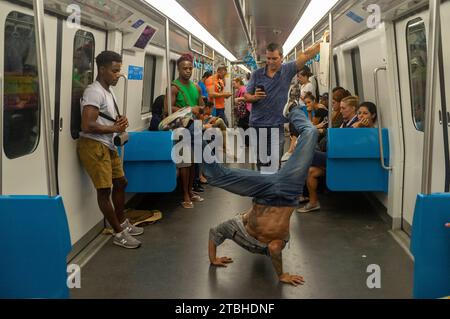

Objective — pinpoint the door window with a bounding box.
[406,18,427,132]
[3,12,40,159]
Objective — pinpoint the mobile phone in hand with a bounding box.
[256,85,265,93]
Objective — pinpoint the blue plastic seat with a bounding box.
[326,128,390,192]
[411,193,450,299]
[0,195,71,298]
[122,131,177,193]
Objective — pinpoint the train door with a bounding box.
[1,2,57,195]
[57,23,106,245]
[395,9,449,235]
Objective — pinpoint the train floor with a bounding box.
[70,183,413,299]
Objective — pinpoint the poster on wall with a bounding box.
[128,65,144,80]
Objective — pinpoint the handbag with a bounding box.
[235,100,249,119]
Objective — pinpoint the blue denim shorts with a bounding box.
[210,214,270,256]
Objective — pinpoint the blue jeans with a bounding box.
[202,106,318,207]
[215,109,229,127]
[251,125,285,171]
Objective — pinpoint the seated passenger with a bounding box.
[340,96,359,128]
[331,87,351,128]
[304,91,328,129]
[352,102,377,128]
[320,92,329,109]
[149,95,165,131]
[298,96,361,213]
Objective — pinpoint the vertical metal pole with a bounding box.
[119,75,128,162]
[230,62,235,127]
[301,41,305,52]
[33,0,57,197]
[0,75,3,195]
[294,47,297,60]
[311,31,316,74]
[422,0,441,194]
[212,50,216,110]
[120,75,129,117]
[165,18,172,115]
[328,12,334,125]
[201,44,205,77]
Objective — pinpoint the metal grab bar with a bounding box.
[33,0,58,196]
[119,74,129,117]
[328,12,333,125]
[188,34,214,60]
[373,66,392,171]
[119,74,128,162]
[165,18,172,115]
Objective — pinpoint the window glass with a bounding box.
[350,47,364,101]
[170,60,177,81]
[70,30,95,139]
[406,18,427,132]
[333,55,340,87]
[4,12,40,159]
[142,54,156,114]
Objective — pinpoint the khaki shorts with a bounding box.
[77,137,124,189]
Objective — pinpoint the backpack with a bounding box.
[70,96,83,139]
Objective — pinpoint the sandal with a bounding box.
[191,195,204,202]
[181,201,194,209]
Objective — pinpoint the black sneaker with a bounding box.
[193,184,205,193]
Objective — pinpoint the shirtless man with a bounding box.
[201,33,328,286]
[203,101,317,286]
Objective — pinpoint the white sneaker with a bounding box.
[297,202,321,213]
[281,152,292,162]
[113,229,142,249]
[121,219,144,236]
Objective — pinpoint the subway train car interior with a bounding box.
[0,0,450,300]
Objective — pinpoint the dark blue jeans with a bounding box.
[202,106,318,207]
[215,108,229,127]
[251,125,285,171]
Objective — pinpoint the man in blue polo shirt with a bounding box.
[245,33,328,171]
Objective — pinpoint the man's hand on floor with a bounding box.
[279,273,305,286]
[211,257,233,267]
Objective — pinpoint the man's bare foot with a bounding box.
[211,257,233,267]
[279,273,305,286]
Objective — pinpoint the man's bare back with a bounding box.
[243,204,294,244]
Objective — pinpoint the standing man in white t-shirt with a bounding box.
[77,51,143,249]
